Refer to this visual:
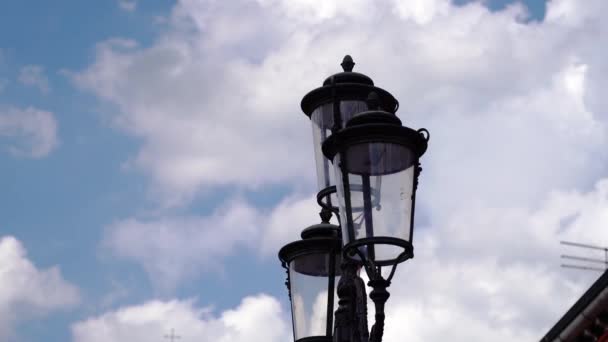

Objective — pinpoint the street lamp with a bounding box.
[301,55,399,214]
[279,211,341,342]
[280,56,429,342]
[322,100,429,267]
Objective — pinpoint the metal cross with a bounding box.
[164,328,181,342]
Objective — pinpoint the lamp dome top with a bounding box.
[300,55,399,116]
[322,55,373,86]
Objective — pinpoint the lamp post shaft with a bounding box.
[332,258,391,342]
[333,260,368,342]
[368,278,390,342]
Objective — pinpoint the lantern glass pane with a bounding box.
[289,253,340,340]
[334,142,417,263]
[311,101,368,198]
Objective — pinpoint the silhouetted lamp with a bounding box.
[301,55,399,213]
[279,56,430,342]
[279,213,342,342]
[322,94,429,267]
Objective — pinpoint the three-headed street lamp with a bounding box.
[279,56,429,342]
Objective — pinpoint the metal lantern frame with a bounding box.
[279,56,430,342]
[300,56,400,216]
[279,216,342,342]
[322,110,429,268]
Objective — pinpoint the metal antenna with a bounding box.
[560,240,608,272]
[164,328,181,342]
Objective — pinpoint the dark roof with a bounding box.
[541,270,608,341]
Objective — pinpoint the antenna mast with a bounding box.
[560,240,608,272]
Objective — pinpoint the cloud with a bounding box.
[103,176,608,339]
[18,65,50,94]
[376,179,608,341]
[0,236,79,340]
[118,0,137,12]
[0,106,58,157]
[421,58,605,216]
[71,0,608,206]
[103,198,261,290]
[260,193,336,254]
[103,193,325,290]
[75,0,608,339]
[71,294,289,342]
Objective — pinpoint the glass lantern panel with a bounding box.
[289,253,340,340]
[311,101,368,198]
[333,143,416,263]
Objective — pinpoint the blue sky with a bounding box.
[2,0,608,341]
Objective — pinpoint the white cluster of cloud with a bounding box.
[103,198,262,290]
[71,294,288,342]
[102,177,608,339]
[73,0,608,202]
[18,65,50,94]
[72,0,608,340]
[0,106,58,157]
[379,177,608,340]
[0,61,57,159]
[118,0,137,12]
[0,236,79,340]
[103,193,323,289]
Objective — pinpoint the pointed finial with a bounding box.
[366,91,380,110]
[341,55,355,72]
[319,208,332,223]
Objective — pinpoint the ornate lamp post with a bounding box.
[279,56,429,342]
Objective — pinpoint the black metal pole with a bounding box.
[326,251,336,337]
[368,276,390,342]
[362,175,375,262]
[333,260,368,342]
[333,260,393,342]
